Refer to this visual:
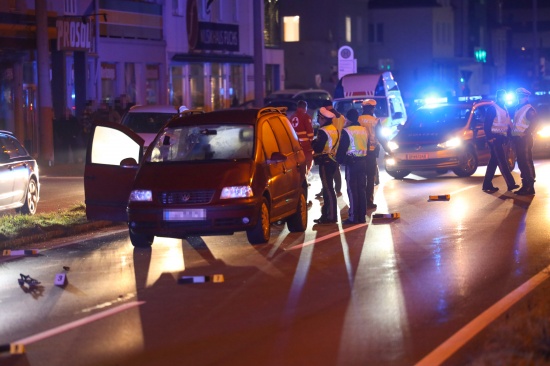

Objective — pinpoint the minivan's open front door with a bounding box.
[84,122,144,221]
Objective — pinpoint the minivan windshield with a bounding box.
[404,105,471,131]
[147,124,255,162]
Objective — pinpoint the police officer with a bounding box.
[315,100,344,198]
[289,100,314,174]
[336,109,368,224]
[358,99,389,209]
[311,107,340,224]
[511,88,538,195]
[482,90,519,193]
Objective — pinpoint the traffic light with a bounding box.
[474,48,487,63]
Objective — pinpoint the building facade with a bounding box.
[0,0,283,161]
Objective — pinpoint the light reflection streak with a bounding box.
[146,238,185,287]
[337,185,409,363]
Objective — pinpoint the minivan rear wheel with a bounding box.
[129,229,154,248]
[247,197,270,244]
[286,188,308,232]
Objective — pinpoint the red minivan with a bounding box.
[84,107,308,247]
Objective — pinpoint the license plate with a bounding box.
[406,153,429,160]
[163,209,206,221]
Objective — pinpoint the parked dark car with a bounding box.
[384,98,516,178]
[84,107,309,247]
[0,130,40,214]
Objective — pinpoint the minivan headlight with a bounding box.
[220,186,253,199]
[537,125,550,138]
[130,190,152,201]
[437,137,461,149]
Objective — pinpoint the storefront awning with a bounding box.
[172,53,254,64]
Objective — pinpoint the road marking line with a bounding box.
[285,223,368,251]
[450,184,477,196]
[12,301,145,347]
[416,264,550,366]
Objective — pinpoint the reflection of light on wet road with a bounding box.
[146,238,185,286]
[337,184,409,363]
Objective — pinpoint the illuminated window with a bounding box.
[284,16,300,42]
[64,0,76,15]
[345,16,351,42]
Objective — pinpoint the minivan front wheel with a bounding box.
[247,197,270,244]
[129,229,154,248]
[18,177,38,215]
[286,188,308,232]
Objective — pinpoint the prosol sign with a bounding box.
[56,18,92,52]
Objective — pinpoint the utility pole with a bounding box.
[35,0,54,165]
[253,0,264,107]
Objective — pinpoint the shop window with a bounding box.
[211,63,225,110]
[101,63,116,102]
[189,63,205,109]
[125,63,136,104]
[171,66,184,106]
[146,65,159,105]
[229,65,244,107]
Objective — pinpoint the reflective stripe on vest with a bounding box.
[491,105,511,135]
[320,124,338,154]
[358,114,379,147]
[512,104,533,136]
[344,125,368,157]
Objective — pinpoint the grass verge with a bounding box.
[0,202,102,250]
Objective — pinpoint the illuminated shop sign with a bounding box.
[56,18,93,52]
[193,22,239,52]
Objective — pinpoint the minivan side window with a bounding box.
[268,118,293,155]
[262,122,280,160]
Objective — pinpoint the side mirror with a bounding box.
[0,151,9,163]
[268,151,287,163]
[120,157,139,168]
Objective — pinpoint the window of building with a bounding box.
[146,65,159,105]
[229,65,244,107]
[265,0,281,46]
[189,63,205,109]
[368,23,384,43]
[64,0,76,15]
[345,16,352,43]
[283,16,300,42]
[170,66,184,106]
[211,63,225,110]
[101,63,116,102]
[125,63,136,104]
[356,16,363,43]
[173,0,184,16]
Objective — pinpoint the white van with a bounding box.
[333,72,407,138]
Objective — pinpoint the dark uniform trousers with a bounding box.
[366,146,379,206]
[483,135,516,189]
[319,159,339,221]
[514,134,536,187]
[345,156,367,222]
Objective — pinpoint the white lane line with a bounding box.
[416,264,550,366]
[12,301,145,346]
[285,223,368,251]
[449,184,477,196]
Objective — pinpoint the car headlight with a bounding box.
[129,190,152,201]
[220,186,253,199]
[387,141,399,151]
[537,126,550,138]
[437,137,461,149]
[385,157,396,166]
[380,127,392,138]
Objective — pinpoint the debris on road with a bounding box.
[3,249,39,256]
[178,274,224,284]
[429,194,451,201]
[372,212,400,220]
[18,273,40,287]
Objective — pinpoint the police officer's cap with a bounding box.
[362,99,376,106]
[319,107,335,119]
[516,87,531,96]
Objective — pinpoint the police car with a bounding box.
[384,96,516,179]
